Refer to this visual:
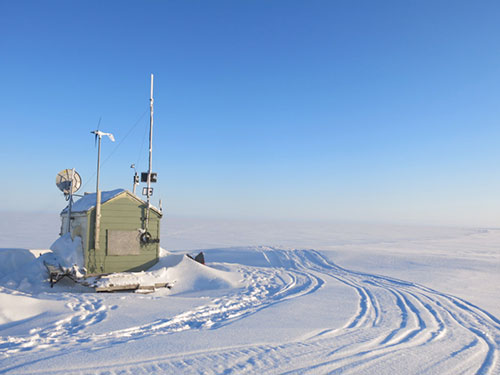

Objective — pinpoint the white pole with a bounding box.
[146,73,154,229]
[95,135,102,252]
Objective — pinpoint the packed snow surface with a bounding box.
[0,217,499,374]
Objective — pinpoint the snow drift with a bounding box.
[49,233,85,272]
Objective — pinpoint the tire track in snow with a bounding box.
[0,294,107,357]
[0,254,322,360]
[281,249,500,374]
[1,247,499,375]
[92,248,495,375]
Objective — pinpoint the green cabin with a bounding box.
[60,189,162,275]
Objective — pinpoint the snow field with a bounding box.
[0,219,499,374]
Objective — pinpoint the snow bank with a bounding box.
[0,252,58,294]
[49,233,85,271]
[0,248,36,278]
[0,293,62,325]
[0,242,240,296]
[0,243,88,294]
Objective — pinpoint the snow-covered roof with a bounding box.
[61,189,126,214]
[61,188,162,215]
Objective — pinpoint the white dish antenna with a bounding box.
[56,169,82,195]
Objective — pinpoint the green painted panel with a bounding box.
[82,192,162,274]
[103,257,159,273]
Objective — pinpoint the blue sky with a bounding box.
[1,0,500,226]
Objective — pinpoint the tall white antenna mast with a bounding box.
[146,73,154,228]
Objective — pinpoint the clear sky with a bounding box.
[1,0,500,226]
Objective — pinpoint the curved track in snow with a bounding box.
[1,248,499,374]
[283,249,500,375]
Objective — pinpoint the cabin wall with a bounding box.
[72,216,88,248]
[85,194,160,274]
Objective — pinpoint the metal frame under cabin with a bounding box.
[61,190,162,275]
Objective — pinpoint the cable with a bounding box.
[101,110,148,166]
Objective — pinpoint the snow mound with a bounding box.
[49,233,85,271]
[166,255,241,295]
[94,252,241,295]
[0,249,37,278]
[0,248,56,293]
[0,293,63,325]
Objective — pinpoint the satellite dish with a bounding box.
[56,169,82,195]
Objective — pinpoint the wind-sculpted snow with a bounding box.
[0,247,499,374]
[0,249,322,361]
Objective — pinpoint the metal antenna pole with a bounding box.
[95,135,102,252]
[67,168,75,234]
[89,129,114,266]
[146,73,154,229]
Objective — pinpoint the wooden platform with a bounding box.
[94,282,172,293]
